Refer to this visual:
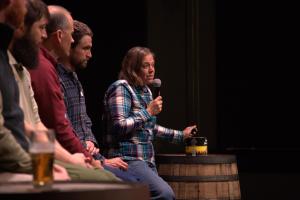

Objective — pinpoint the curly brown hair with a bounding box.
[71,20,93,49]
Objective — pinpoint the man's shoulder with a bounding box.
[28,53,60,90]
[29,51,57,77]
[38,47,57,69]
[38,53,54,70]
[56,63,70,79]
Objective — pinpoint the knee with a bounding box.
[153,183,175,200]
[160,188,175,200]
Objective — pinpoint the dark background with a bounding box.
[217,0,298,151]
[44,0,299,199]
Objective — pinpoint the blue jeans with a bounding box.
[127,160,175,200]
[103,164,138,182]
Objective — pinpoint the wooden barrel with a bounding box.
[156,154,241,200]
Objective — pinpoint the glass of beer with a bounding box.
[29,129,55,188]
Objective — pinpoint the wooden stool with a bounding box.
[156,154,241,200]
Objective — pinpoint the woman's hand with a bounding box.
[147,96,163,116]
[183,125,197,140]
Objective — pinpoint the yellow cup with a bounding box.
[185,137,208,156]
[185,145,208,155]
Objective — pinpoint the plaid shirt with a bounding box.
[103,80,183,165]
[57,64,103,160]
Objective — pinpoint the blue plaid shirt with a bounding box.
[57,64,103,160]
[103,80,183,165]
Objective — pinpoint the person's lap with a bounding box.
[55,160,120,182]
[126,160,175,200]
[103,164,138,182]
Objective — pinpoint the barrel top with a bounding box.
[155,154,237,164]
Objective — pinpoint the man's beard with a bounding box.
[70,57,88,70]
[12,33,39,69]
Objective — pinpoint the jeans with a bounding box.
[127,160,175,200]
[103,164,138,182]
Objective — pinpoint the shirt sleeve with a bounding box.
[84,113,98,145]
[153,124,184,143]
[29,61,91,158]
[107,84,152,135]
[80,80,98,145]
[0,91,32,173]
[24,69,40,124]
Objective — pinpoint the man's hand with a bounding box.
[104,157,128,171]
[90,158,103,169]
[70,153,93,168]
[85,141,99,155]
[53,164,71,181]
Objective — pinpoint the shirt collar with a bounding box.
[40,46,57,67]
[57,63,72,74]
[57,63,78,82]
[7,50,23,72]
[135,85,149,94]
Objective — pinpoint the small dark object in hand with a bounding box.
[191,128,198,136]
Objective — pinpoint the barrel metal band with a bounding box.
[161,174,239,182]
[177,198,241,200]
[156,154,237,164]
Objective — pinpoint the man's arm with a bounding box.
[0,91,32,173]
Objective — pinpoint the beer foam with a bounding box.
[29,143,54,153]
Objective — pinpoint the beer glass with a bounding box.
[29,129,55,188]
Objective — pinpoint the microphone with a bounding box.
[151,78,161,99]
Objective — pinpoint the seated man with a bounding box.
[7,0,119,182]
[58,20,136,180]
